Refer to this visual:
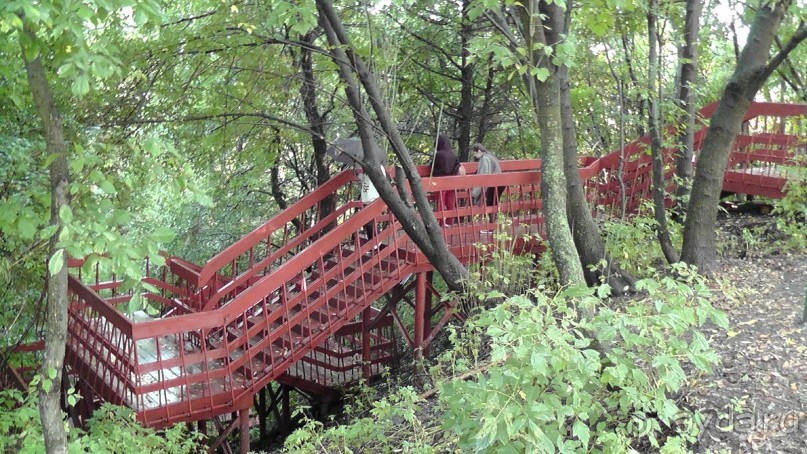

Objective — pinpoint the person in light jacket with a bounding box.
[470,143,503,207]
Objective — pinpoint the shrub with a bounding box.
[773,158,807,249]
[438,263,727,452]
[0,383,201,454]
[600,202,683,277]
[283,386,434,453]
[460,217,542,316]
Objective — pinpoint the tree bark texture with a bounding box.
[519,1,585,287]
[681,0,793,272]
[551,4,635,293]
[295,31,335,221]
[22,36,69,454]
[457,0,475,162]
[647,0,680,264]
[316,1,469,291]
[674,0,703,207]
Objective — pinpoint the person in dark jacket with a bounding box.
[431,134,463,225]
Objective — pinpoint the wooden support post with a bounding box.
[257,387,267,441]
[362,306,372,380]
[424,271,433,357]
[414,272,426,361]
[207,417,238,454]
[239,408,250,454]
[197,419,207,436]
[282,385,291,435]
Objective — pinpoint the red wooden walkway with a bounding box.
[5,101,805,450]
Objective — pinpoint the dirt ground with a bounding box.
[679,211,807,453]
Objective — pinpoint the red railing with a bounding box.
[64,161,554,426]
[6,101,801,429]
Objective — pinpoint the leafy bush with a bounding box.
[773,158,807,249]
[284,386,434,453]
[600,202,683,277]
[438,263,726,452]
[0,384,201,453]
[460,218,542,316]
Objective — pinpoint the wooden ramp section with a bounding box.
[54,101,804,433]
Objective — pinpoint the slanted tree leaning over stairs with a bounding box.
[316,1,470,292]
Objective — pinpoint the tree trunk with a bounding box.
[681,0,799,272]
[673,0,703,210]
[551,4,635,293]
[316,1,469,291]
[519,1,585,287]
[647,0,680,264]
[620,33,646,138]
[476,55,497,144]
[457,0,474,162]
[296,31,333,220]
[22,35,69,454]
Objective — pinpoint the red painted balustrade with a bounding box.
[5,101,804,430]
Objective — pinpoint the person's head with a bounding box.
[436,134,452,153]
[471,143,487,161]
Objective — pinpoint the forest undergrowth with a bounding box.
[278,198,807,454]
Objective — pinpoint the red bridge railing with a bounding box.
[4,101,803,429]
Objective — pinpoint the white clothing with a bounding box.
[361,166,386,204]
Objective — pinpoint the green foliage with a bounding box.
[438,262,726,452]
[74,404,202,453]
[773,158,807,249]
[0,135,50,343]
[0,387,42,453]
[601,202,683,277]
[281,253,727,453]
[0,385,202,453]
[0,0,164,97]
[60,137,211,311]
[460,218,542,316]
[283,387,435,453]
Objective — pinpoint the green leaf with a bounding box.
[559,284,593,299]
[59,205,73,223]
[73,75,90,96]
[48,250,65,275]
[42,152,61,169]
[573,420,590,448]
[76,6,93,21]
[17,217,37,239]
[151,227,175,243]
[39,224,59,240]
[150,254,166,267]
[47,367,57,380]
[99,179,116,195]
[532,67,550,82]
[127,293,141,313]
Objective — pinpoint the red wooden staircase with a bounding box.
[3,101,804,451]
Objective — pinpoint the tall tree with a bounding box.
[3,4,165,450]
[673,0,704,208]
[647,0,680,264]
[20,28,70,453]
[485,1,586,286]
[316,0,470,291]
[681,0,806,271]
[553,2,636,293]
